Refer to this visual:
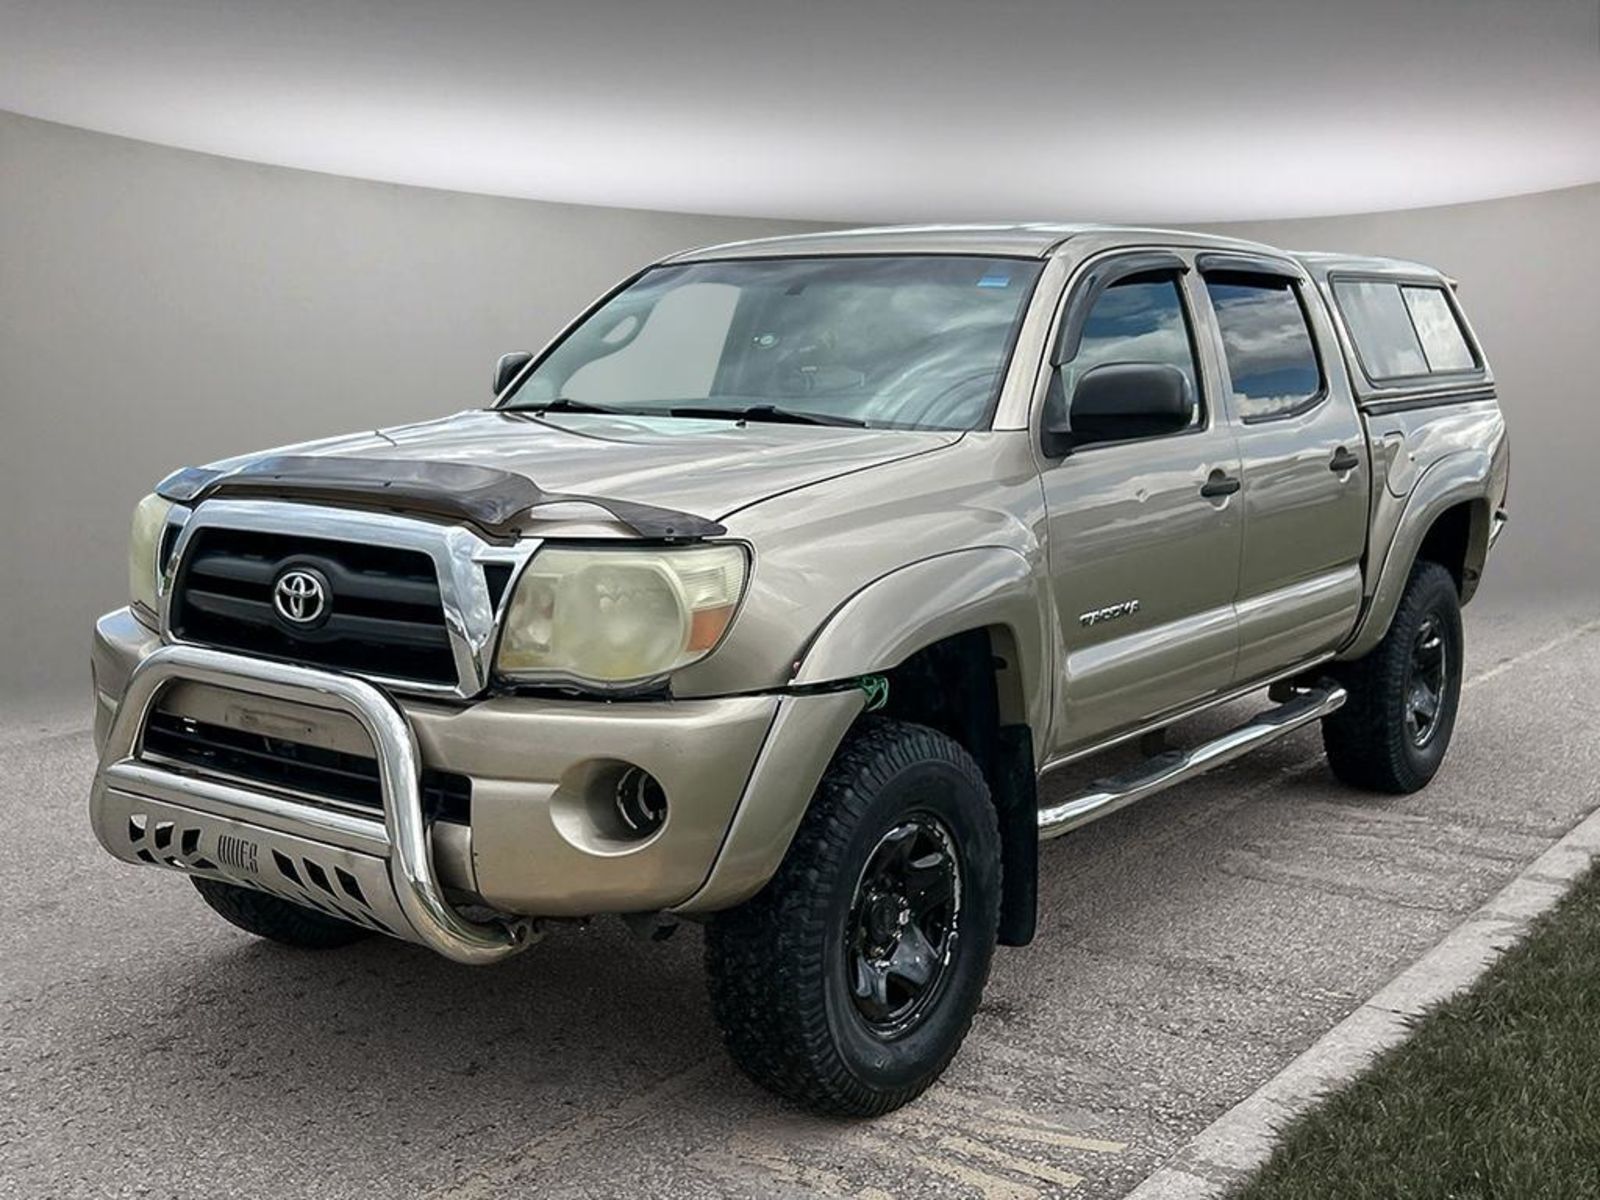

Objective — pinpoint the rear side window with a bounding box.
[1332,278,1477,381]
[1203,274,1323,421]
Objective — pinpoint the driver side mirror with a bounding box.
[493,350,534,397]
[1042,362,1194,457]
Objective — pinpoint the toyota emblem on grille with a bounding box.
[272,568,329,625]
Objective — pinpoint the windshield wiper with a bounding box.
[503,397,625,416]
[667,404,867,428]
[505,398,868,427]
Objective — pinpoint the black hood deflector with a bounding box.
[157,456,726,541]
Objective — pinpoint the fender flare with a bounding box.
[791,546,1053,739]
[1341,449,1493,661]
[672,548,1053,919]
[793,546,1049,946]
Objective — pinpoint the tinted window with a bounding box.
[1051,274,1201,437]
[1401,285,1476,372]
[1204,274,1323,420]
[1332,279,1428,379]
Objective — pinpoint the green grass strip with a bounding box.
[1234,859,1600,1200]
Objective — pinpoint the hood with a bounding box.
[200,409,961,526]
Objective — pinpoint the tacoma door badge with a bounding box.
[1079,599,1140,627]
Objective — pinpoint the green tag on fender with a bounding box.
[858,675,890,712]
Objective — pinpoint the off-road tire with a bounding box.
[705,717,1002,1117]
[191,877,372,949]
[1323,560,1464,793]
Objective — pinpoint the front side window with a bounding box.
[1204,273,1323,421]
[1067,275,1202,403]
[504,255,1044,430]
[1044,273,1203,441]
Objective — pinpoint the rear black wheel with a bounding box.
[192,877,372,949]
[705,718,1001,1117]
[1323,560,1464,793]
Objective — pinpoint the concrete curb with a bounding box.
[1124,800,1600,1200]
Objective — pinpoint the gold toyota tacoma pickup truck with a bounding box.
[90,225,1509,1115]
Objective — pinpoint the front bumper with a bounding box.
[91,609,862,958]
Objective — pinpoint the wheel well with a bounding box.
[875,627,1037,947]
[1416,502,1474,594]
[877,628,1006,782]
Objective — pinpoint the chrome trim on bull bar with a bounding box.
[156,499,541,700]
[90,643,537,964]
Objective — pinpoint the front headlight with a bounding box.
[128,493,174,620]
[496,544,748,687]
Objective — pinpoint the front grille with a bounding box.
[169,529,457,685]
[142,711,471,823]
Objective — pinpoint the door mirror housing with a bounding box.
[493,350,534,397]
[1045,362,1194,455]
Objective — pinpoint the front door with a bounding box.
[1040,259,1244,757]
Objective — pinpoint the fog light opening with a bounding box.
[614,766,667,837]
[550,759,671,852]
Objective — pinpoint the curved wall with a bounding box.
[0,111,824,705]
[4,106,1594,706]
[1209,185,1600,611]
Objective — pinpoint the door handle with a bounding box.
[1329,446,1361,473]
[1200,470,1241,499]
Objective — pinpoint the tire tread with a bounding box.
[1323,560,1462,794]
[705,717,998,1117]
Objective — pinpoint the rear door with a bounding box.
[1196,257,1368,683]
[1039,253,1244,755]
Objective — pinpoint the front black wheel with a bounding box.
[705,718,1001,1117]
[1323,560,1464,793]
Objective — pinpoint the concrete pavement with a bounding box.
[2,590,1597,1199]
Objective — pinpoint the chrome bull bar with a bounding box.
[89,644,537,965]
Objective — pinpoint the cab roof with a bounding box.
[663,224,1454,287]
[665,222,1283,263]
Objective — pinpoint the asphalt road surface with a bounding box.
[4,587,1597,1200]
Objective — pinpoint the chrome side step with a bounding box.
[1038,683,1347,840]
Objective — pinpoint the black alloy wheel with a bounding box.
[846,815,963,1037]
[1403,613,1449,748]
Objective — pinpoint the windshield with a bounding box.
[502,255,1044,430]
